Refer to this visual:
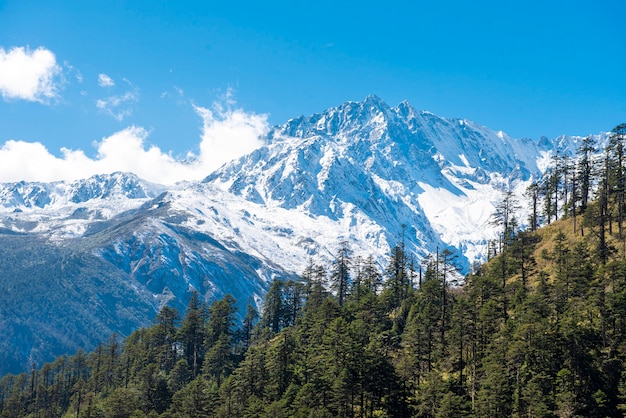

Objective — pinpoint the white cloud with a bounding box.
[0,97,269,185]
[98,73,114,87]
[0,46,62,102]
[96,89,139,121]
[64,62,82,83]
[0,128,188,184]
[193,102,268,173]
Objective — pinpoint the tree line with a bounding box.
[524,125,626,237]
[3,226,626,417]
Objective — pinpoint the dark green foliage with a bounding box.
[177,291,206,379]
[2,229,626,418]
[331,241,352,307]
[260,279,286,334]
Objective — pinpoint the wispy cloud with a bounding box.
[96,91,139,121]
[160,85,186,104]
[96,79,139,121]
[97,73,114,87]
[0,95,269,185]
[0,46,62,103]
[64,62,82,83]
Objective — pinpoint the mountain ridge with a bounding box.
[0,96,610,375]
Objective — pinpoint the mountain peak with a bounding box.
[205,96,553,276]
[274,96,398,140]
[362,94,388,108]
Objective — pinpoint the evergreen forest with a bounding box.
[2,124,626,417]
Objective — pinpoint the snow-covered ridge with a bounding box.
[269,95,540,180]
[0,172,164,210]
[204,95,557,271]
[0,97,609,276]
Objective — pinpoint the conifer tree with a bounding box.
[153,305,180,373]
[283,280,305,327]
[525,181,540,231]
[355,254,381,295]
[331,241,352,306]
[242,300,259,349]
[491,190,519,251]
[609,123,626,249]
[508,231,538,294]
[177,291,207,379]
[384,243,408,309]
[599,151,612,264]
[438,248,459,350]
[577,134,597,214]
[260,279,285,334]
[206,294,237,346]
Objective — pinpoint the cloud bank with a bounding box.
[0,46,62,102]
[0,101,269,185]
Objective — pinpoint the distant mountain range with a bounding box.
[0,96,607,375]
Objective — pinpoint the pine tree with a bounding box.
[153,305,180,373]
[265,330,296,401]
[569,166,581,233]
[360,254,382,294]
[609,123,626,251]
[177,291,207,379]
[561,154,573,218]
[542,167,557,224]
[283,280,305,327]
[330,241,352,307]
[577,134,597,215]
[600,151,612,264]
[169,376,214,417]
[438,248,459,351]
[202,295,238,386]
[206,294,237,346]
[261,279,285,334]
[384,243,408,309]
[491,190,519,251]
[525,181,540,231]
[509,231,539,294]
[552,230,571,301]
[242,299,259,349]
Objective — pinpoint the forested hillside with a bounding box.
[2,124,626,417]
[2,216,625,417]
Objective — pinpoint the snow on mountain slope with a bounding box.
[0,172,163,209]
[205,95,549,270]
[2,98,598,295]
[0,172,165,240]
[0,175,302,374]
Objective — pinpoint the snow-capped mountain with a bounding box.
[206,95,544,267]
[0,172,162,209]
[0,96,604,375]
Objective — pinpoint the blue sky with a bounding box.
[0,0,625,183]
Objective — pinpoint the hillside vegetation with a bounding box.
[2,208,626,417]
